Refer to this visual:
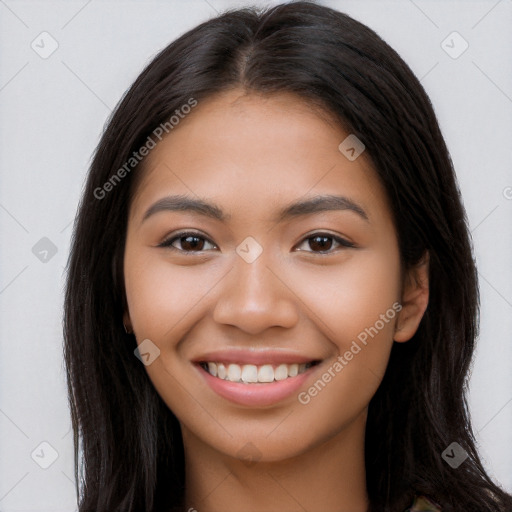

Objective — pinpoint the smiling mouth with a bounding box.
[198,360,322,384]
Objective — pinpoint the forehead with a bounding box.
[128,89,389,225]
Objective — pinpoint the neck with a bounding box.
[181,410,369,512]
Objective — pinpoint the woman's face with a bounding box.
[123,89,410,462]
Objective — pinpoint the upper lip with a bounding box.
[192,349,322,366]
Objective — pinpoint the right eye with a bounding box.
[158,231,218,254]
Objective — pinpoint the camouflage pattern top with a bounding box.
[405,495,442,511]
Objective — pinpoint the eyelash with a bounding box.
[157,230,355,255]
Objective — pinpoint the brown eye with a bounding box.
[309,235,333,252]
[295,233,355,254]
[177,235,205,251]
[158,232,217,253]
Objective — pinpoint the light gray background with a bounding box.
[0,0,511,510]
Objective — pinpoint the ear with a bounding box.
[394,252,429,343]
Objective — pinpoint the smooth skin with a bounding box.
[123,89,429,512]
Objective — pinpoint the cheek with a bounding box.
[123,248,224,339]
[290,249,400,426]
[123,249,221,418]
[288,248,402,345]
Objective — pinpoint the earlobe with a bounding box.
[394,252,429,343]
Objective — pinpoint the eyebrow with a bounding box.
[141,193,369,224]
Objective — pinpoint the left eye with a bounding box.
[158,231,354,254]
[294,233,355,253]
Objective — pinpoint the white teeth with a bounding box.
[241,364,258,383]
[288,363,299,377]
[207,362,217,377]
[257,364,274,383]
[227,364,241,382]
[274,364,288,381]
[217,363,226,379]
[201,361,315,383]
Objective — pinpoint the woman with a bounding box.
[63,1,512,510]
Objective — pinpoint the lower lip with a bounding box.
[195,363,320,407]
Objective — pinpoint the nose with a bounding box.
[212,251,300,335]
